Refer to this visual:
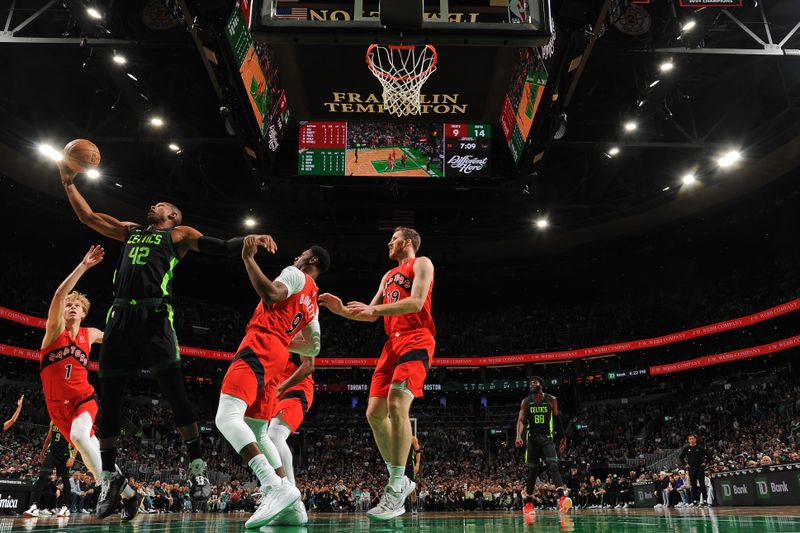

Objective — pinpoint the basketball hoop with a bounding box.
[366,44,437,117]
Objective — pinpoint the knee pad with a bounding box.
[215,395,253,453]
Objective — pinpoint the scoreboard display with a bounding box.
[443,123,491,177]
[298,121,491,178]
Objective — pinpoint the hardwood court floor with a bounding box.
[5,507,800,532]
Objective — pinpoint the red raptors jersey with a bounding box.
[382,257,435,336]
[246,273,319,347]
[40,327,94,401]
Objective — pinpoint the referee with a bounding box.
[678,434,710,506]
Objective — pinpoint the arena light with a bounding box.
[168,143,180,152]
[86,169,101,179]
[149,116,164,127]
[112,53,127,65]
[659,60,674,73]
[681,174,696,185]
[606,146,620,157]
[244,217,257,228]
[682,20,696,32]
[86,7,102,19]
[535,217,549,229]
[662,186,670,191]
[38,144,63,162]
[624,121,637,132]
[649,79,660,88]
[126,73,138,81]
[717,150,741,168]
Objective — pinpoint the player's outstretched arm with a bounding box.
[3,395,24,431]
[241,235,289,304]
[58,162,132,242]
[276,356,316,397]
[42,245,105,350]
[174,225,277,259]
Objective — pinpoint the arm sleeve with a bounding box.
[288,317,321,357]
[197,236,244,257]
[273,266,306,298]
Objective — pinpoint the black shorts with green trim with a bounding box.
[99,298,180,378]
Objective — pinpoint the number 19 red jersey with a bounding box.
[40,327,94,402]
[381,257,435,337]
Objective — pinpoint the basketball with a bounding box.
[63,139,101,172]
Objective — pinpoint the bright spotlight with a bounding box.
[168,143,180,152]
[150,116,164,127]
[126,73,138,81]
[607,146,620,156]
[244,218,257,228]
[535,218,549,229]
[86,7,102,19]
[717,150,741,168]
[649,79,660,88]
[87,169,101,179]
[662,186,670,192]
[682,20,696,32]
[112,54,127,65]
[38,144,64,161]
[682,174,696,185]
[624,121,637,132]
[659,60,674,72]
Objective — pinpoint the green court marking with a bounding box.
[7,509,800,533]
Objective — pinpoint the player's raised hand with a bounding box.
[81,245,105,268]
[242,235,259,259]
[515,437,524,448]
[251,234,277,254]
[56,159,77,185]
[17,395,23,407]
[318,293,344,314]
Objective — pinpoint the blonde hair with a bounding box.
[65,291,91,315]
[394,226,421,253]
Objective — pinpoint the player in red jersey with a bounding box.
[215,237,329,529]
[319,226,434,521]
[38,246,105,482]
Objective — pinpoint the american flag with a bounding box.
[275,6,308,20]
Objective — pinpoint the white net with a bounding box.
[366,44,437,117]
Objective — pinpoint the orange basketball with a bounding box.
[63,139,101,172]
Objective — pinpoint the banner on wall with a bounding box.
[1,296,799,368]
[713,464,800,506]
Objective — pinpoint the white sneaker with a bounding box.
[23,505,38,517]
[56,506,70,517]
[245,481,300,529]
[79,508,90,514]
[268,498,308,526]
[367,484,410,521]
[39,509,53,516]
[653,503,662,509]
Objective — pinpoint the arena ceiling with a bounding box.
[0,0,798,261]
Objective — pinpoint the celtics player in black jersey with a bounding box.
[515,376,566,516]
[24,423,74,517]
[57,160,277,520]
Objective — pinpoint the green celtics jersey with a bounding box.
[526,393,555,438]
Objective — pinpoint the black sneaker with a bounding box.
[121,493,140,522]
[97,466,128,519]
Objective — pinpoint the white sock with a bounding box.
[386,461,393,476]
[388,465,405,491]
[69,413,102,480]
[267,419,294,485]
[248,454,281,490]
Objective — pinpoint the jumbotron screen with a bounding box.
[298,121,491,178]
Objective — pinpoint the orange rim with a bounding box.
[366,44,438,82]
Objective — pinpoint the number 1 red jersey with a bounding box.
[244,271,319,347]
[381,257,435,337]
[39,327,94,402]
